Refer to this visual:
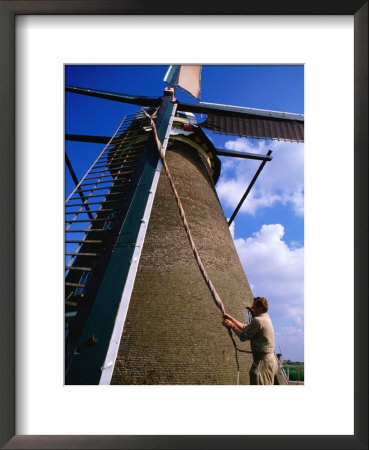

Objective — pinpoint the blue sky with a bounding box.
[66,65,304,362]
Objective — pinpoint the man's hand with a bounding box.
[222,313,246,333]
[222,318,234,329]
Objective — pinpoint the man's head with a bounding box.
[252,297,269,315]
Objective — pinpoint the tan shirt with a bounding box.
[239,313,275,356]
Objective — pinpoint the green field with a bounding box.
[282,363,304,382]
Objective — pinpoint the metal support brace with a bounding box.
[228,150,273,226]
[216,148,273,162]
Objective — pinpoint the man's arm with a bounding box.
[222,314,246,337]
[222,320,243,337]
[223,313,260,341]
[223,313,247,330]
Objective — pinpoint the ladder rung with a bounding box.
[93,159,141,168]
[65,208,116,215]
[101,150,143,159]
[93,157,141,167]
[66,218,115,223]
[65,301,79,308]
[65,228,110,233]
[68,292,86,300]
[83,170,130,179]
[111,131,147,138]
[105,145,144,156]
[81,178,129,192]
[66,199,120,207]
[78,177,129,187]
[86,167,137,177]
[65,252,100,256]
[75,184,129,194]
[97,153,143,164]
[79,173,122,182]
[112,128,145,135]
[65,240,104,244]
[65,282,86,288]
[111,130,143,138]
[68,191,126,200]
[104,146,144,154]
[110,144,142,150]
[70,188,127,200]
[84,170,134,181]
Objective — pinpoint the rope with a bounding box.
[144,108,249,384]
[143,109,225,314]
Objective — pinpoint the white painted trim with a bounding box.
[199,101,304,121]
[163,65,173,84]
[99,104,178,385]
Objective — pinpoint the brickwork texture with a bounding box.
[111,142,255,384]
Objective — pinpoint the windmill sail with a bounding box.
[176,100,304,143]
[164,65,202,99]
[200,111,304,142]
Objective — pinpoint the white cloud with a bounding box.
[276,326,304,337]
[216,138,304,217]
[233,223,304,361]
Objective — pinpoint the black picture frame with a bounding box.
[0,1,367,449]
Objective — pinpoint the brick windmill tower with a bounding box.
[65,66,303,385]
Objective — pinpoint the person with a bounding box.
[222,297,278,385]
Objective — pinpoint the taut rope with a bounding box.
[144,109,225,313]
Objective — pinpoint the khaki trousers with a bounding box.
[250,352,278,385]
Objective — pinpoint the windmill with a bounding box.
[65,65,304,385]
